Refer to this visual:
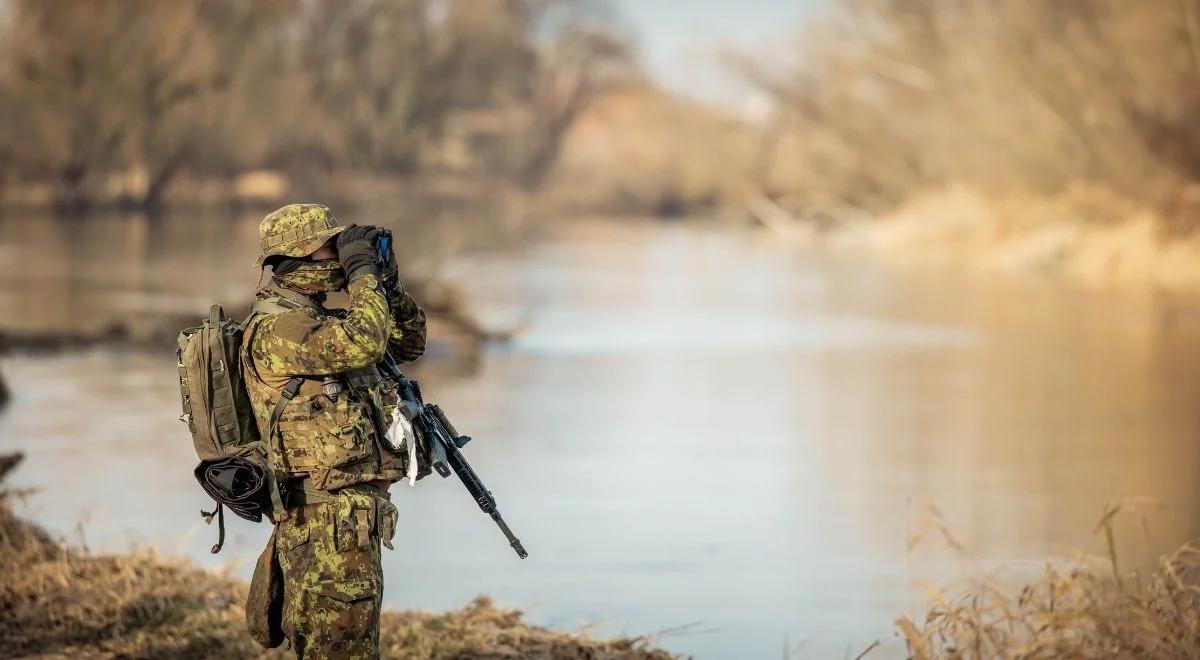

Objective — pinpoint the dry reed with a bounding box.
[0,454,674,659]
[896,501,1200,659]
[737,0,1200,231]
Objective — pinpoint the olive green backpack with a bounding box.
[177,305,258,462]
[177,302,300,552]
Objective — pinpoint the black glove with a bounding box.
[336,224,380,282]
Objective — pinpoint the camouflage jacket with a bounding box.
[241,274,427,492]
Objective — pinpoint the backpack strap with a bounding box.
[260,284,320,312]
[251,297,299,316]
[202,500,227,554]
[245,291,328,522]
[263,376,302,522]
[205,372,300,548]
[242,297,306,522]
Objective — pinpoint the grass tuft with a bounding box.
[0,454,676,659]
[897,500,1200,659]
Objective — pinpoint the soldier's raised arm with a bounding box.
[387,285,427,363]
[253,225,392,376]
[251,276,390,376]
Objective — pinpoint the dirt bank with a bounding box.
[0,275,509,360]
[0,455,674,660]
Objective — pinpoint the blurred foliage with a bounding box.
[733,0,1200,229]
[0,0,632,211]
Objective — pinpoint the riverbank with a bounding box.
[816,186,1200,291]
[0,454,673,659]
[0,275,507,362]
[896,510,1200,659]
[9,444,1200,660]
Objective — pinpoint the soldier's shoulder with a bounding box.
[251,307,323,343]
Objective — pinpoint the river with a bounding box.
[2,212,1200,658]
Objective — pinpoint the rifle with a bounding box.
[378,349,528,559]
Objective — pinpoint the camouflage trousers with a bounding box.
[276,487,398,659]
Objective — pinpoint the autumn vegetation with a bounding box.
[0,0,632,212]
[892,501,1200,659]
[6,3,1200,657]
[7,0,1200,245]
[641,0,1200,287]
[0,454,672,659]
[730,0,1200,220]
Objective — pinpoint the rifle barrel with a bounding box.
[492,512,528,559]
[382,349,527,559]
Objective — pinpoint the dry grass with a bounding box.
[0,455,674,660]
[741,1,1200,218]
[830,185,1200,289]
[727,0,1200,288]
[896,502,1200,659]
[9,442,1200,660]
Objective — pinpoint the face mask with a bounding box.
[273,259,347,294]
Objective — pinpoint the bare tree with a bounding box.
[732,0,1200,221]
[517,23,632,189]
[3,1,132,210]
[0,0,633,210]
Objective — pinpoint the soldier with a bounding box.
[243,203,426,658]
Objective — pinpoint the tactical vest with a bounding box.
[241,296,405,494]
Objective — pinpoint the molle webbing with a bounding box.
[205,304,241,444]
[177,304,257,462]
[345,369,389,471]
[180,299,303,553]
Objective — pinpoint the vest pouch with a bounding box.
[314,398,376,468]
[273,391,370,467]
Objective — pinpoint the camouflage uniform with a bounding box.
[243,204,426,659]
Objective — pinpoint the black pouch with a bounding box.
[246,528,285,649]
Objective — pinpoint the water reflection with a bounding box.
[0,211,265,334]
[2,215,1199,658]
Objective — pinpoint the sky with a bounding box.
[608,0,818,112]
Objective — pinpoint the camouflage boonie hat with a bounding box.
[254,203,345,267]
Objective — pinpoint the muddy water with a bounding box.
[3,214,1200,658]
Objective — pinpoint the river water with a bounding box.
[2,213,1200,658]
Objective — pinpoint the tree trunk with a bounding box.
[53,162,89,214]
[140,150,188,211]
